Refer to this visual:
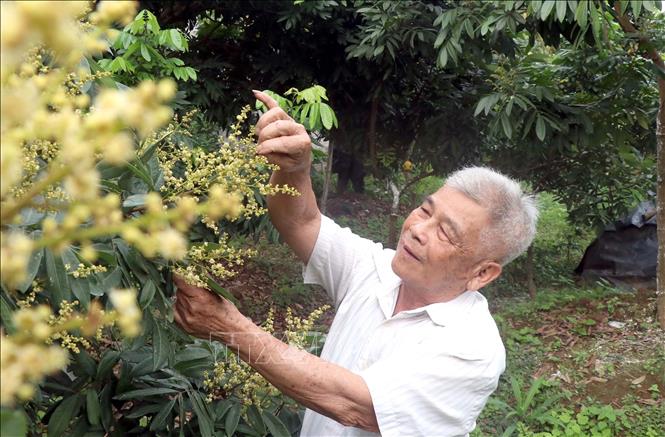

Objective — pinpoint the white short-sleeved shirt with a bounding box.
[299,216,505,437]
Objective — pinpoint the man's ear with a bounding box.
[465,262,502,291]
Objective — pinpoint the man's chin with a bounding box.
[391,254,413,280]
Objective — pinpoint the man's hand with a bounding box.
[172,276,379,432]
[173,275,247,340]
[253,90,311,173]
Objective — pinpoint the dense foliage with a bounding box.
[0,3,318,436]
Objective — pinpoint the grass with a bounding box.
[473,286,664,436]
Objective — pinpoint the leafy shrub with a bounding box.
[97,9,197,85]
[486,377,565,436]
[521,405,630,437]
[0,2,303,436]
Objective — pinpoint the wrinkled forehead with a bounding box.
[430,185,492,232]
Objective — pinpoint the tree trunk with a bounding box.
[321,140,334,215]
[388,180,400,248]
[368,96,379,173]
[656,77,665,329]
[526,245,536,299]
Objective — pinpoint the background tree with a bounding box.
[443,0,664,322]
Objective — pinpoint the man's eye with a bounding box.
[419,206,430,215]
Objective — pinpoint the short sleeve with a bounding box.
[303,215,383,308]
[358,348,503,436]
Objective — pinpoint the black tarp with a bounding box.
[575,201,657,283]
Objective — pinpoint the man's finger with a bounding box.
[173,304,184,327]
[257,135,310,155]
[258,120,304,144]
[255,107,291,133]
[173,274,187,289]
[173,274,202,298]
[253,90,279,110]
[175,290,193,310]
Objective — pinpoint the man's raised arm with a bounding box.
[253,90,321,264]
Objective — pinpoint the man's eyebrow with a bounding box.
[425,196,463,241]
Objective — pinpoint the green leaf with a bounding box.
[140,44,151,62]
[308,102,320,131]
[85,389,101,426]
[575,0,588,29]
[17,247,43,293]
[170,29,184,51]
[320,103,334,130]
[152,320,170,371]
[642,1,658,12]
[246,405,265,434]
[96,350,120,380]
[535,116,547,141]
[150,398,175,431]
[125,159,154,190]
[556,0,567,21]
[213,399,233,421]
[124,403,163,419]
[206,276,239,305]
[114,387,178,400]
[501,114,513,139]
[45,249,71,306]
[75,349,97,378]
[0,294,15,333]
[124,41,140,58]
[101,267,123,292]
[48,395,82,437]
[474,96,489,116]
[464,19,475,38]
[224,404,241,437]
[70,278,90,309]
[140,281,156,309]
[589,2,601,45]
[185,67,197,80]
[189,391,213,437]
[262,411,290,437]
[122,194,146,209]
[298,102,312,125]
[437,46,448,67]
[1,409,27,437]
[540,0,556,20]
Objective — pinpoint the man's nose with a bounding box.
[410,221,428,245]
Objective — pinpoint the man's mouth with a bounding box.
[403,244,420,262]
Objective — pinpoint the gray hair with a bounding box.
[446,166,538,265]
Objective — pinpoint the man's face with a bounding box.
[392,185,492,294]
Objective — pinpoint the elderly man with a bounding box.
[174,91,538,436]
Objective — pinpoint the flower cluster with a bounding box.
[69,263,108,279]
[0,0,303,415]
[0,0,196,290]
[0,289,141,406]
[203,306,329,412]
[0,336,68,406]
[0,233,34,289]
[284,305,330,348]
[46,300,93,353]
[174,236,257,288]
[108,288,142,337]
[157,106,299,218]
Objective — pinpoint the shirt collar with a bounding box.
[374,249,482,326]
